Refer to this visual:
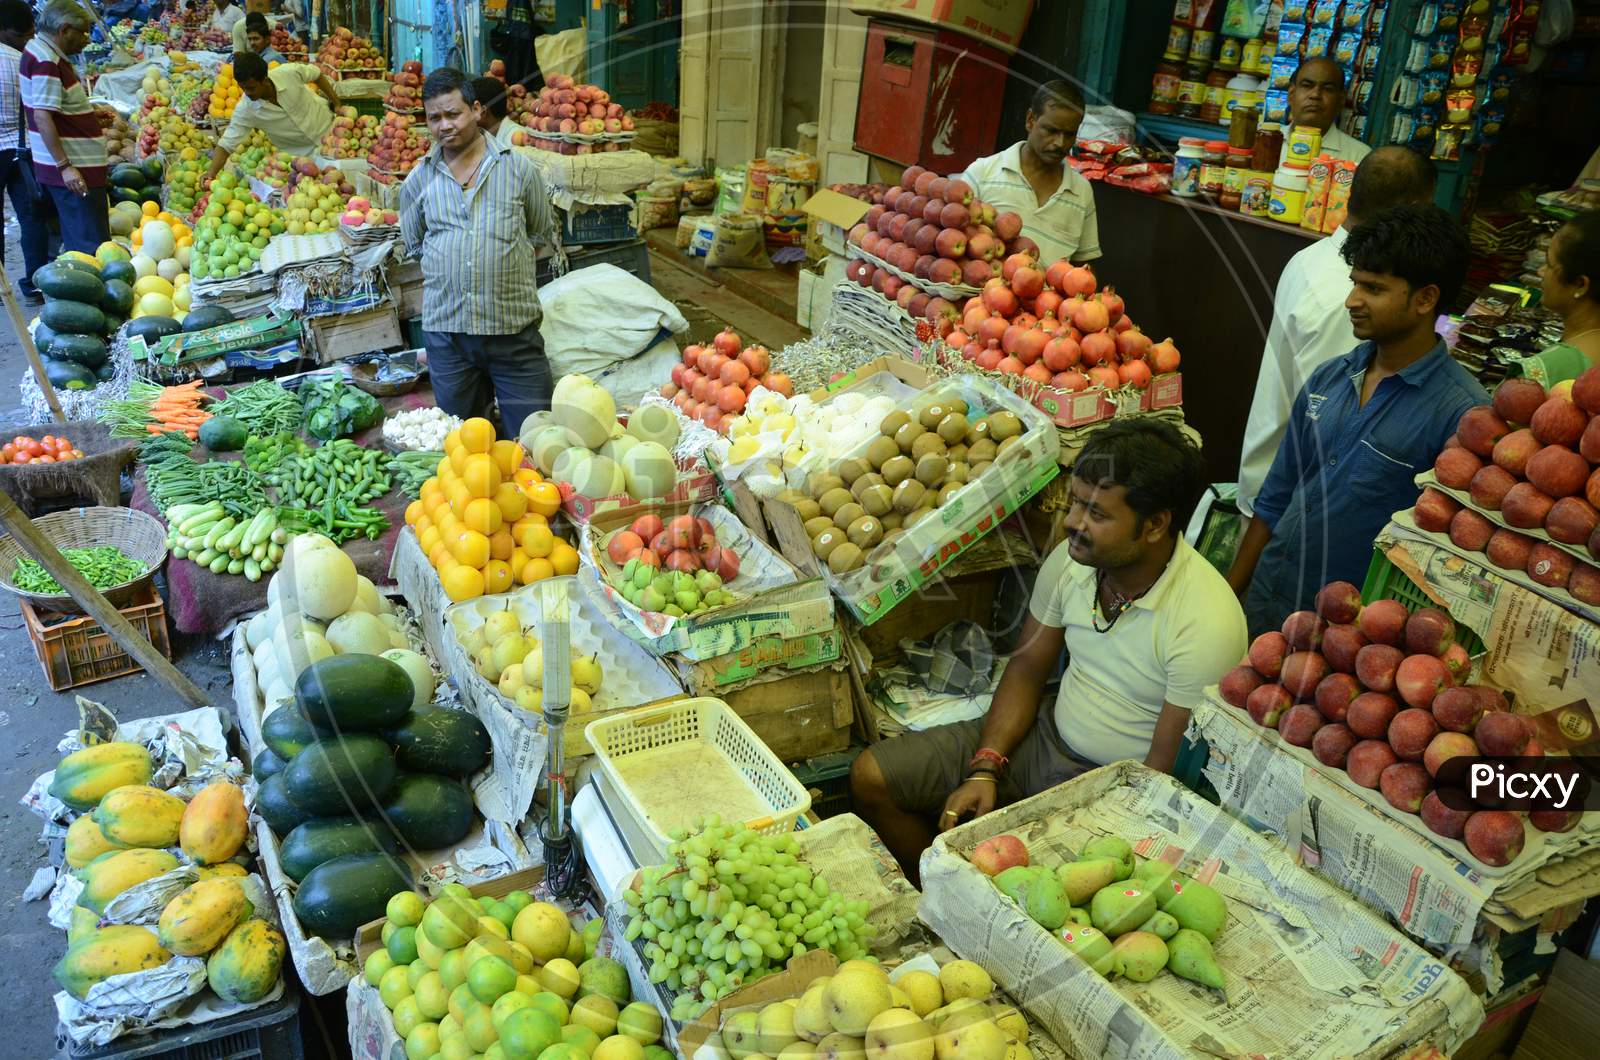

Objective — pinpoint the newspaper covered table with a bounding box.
[229,605,534,995]
[920,762,1484,1059]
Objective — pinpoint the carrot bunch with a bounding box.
[145,380,212,439]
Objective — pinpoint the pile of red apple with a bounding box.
[1218,581,1569,867]
[320,108,379,159]
[659,328,795,434]
[384,60,424,111]
[316,27,384,74]
[269,26,305,59]
[1421,369,1600,605]
[943,259,1180,393]
[366,111,430,176]
[604,512,741,580]
[507,74,632,155]
[845,163,1037,303]
[829,182,889,205]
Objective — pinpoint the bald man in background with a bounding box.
[1236,146,1438,518]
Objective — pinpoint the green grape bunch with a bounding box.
[621,816,874,1022]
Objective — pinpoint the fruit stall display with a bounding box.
[1215,579,1572,869]
[190,176,283,280]
[507,73,636,154]
[523,373,707,508]
[384,60,425,113]
[136,108,213,159]
[208,63,244,122]
[450,596,605,715]
[317,27,386,78]
[367,112,432,179]
[320,106,382,159]
[45,738,287,1020]
[358,884,673,1060]
[402,416,575,602]
[1420,371,1600,607]
[658,328,794,434]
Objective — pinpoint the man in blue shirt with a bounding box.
[1227,204,1487,636]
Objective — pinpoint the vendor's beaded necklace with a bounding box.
[1091,569,1147,633]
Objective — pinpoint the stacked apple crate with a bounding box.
[1188,371,1600,1022]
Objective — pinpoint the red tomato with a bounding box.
[39,434,54,446]
[51,437,72,452]
[33,454,54,464]
[21,439,43,457]
[11,454,30,464]
[11,435,28,447]
[67,449,83,460]
[1,444,16,463]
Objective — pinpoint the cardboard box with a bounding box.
[721,666,854,762]
[676,951,839,1055]
[671,624,847,694]
[801,187,871,256]
[847,0,1035,53]
[1027,371,1184,428]
[308,303,403,362]
[353,866,545,965]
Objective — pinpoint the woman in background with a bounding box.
[1515,212,1600,385]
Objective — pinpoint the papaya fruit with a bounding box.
[93,785,187,848]
[157,878,253,956]
[179,782,248,864]
[76,847,180,913]
[65,814,121,868]
[49,742,153,811]
[54,924,172,999]
[67,906,101,946]
[206,918,286,1004]
[196,862,250,881]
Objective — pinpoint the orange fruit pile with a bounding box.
[403,416,577,602]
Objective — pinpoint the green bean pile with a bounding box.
[209,380,302,437]
[387,450,443,498]
[12,547,146,594]
[141,431,268,519]
[265,438,391,543]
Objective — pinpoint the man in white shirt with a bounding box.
[960,79,1100,265]
[204,51,337,181]
[1236,146,1438,516]
[209,0,244,35]
[231,0,278,54]
[1281,58,1370,165]
[472,76,517,147]
[851,419,1246,881]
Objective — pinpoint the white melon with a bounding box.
[620,441,676,500]
[626,402,680,449]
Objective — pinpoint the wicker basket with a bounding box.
[0,506,168,612]
[0,421,137,516]
[350,361,421,397]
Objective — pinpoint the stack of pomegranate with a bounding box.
[1419,370,1600,605]
[383,60,424,112]
[942,258,1180,393]
[1219,581,1570,867]
[660,329,795,434]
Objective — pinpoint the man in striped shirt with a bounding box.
[21,0,111,254]
[960,80,1101,267]
[400,68,555,437]
[0,0,52,303]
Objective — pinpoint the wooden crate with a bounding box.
[721,667,854,764]
[308,303,403,363]
[23,583,171,691]
[851,568,1001,667]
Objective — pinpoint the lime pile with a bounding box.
[191,174,284,280]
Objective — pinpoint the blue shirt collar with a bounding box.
[1341,336,1452,389]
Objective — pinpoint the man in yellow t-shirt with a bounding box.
[204,51,337,181]
[850,419,1246,882]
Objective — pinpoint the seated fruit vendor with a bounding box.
[1281,58,1370,165]
[1237,146,1437,518]
[472,76,516,147]
[1507,212,1600,386]
[241,13,284,64]
[400,68,555,436]
[204,52,338,182]
[231,0,279,55]
[959,79,1100,266]
[851,419,1247,882]
[1227,205,1486,637]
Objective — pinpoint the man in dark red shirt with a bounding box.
[20,0,111,253]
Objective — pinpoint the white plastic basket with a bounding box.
[583,698,812,867]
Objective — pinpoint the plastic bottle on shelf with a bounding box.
[1172,138,1206,198]
[1269,163,1310,224]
